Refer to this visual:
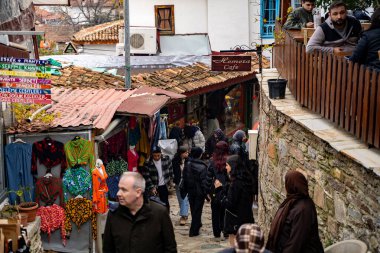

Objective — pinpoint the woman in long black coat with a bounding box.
[214,154,254,246]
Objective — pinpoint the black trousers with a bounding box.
[188,194,205,236]
[157,185,170,210]
[211,200,225,237]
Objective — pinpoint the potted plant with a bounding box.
[8,186,38,223]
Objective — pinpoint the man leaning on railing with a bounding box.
[306,1,362,55]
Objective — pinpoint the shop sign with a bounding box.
[211,55,251,71]
[0,57,52,104]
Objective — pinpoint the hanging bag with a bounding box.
[224,208,239,234]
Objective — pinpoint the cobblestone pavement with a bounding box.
[168,189,230,253]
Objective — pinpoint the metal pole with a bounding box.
[124,0,131,89]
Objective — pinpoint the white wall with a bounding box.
[78,44,116,56]
[129,0,208,34]
[207,0,250,51]
[249,0,275,46]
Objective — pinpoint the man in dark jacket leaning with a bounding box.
[283,0,315,30]
[103,172,177,253]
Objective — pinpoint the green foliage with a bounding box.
[7,186,33,204]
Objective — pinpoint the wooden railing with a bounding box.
[273,25,380,149]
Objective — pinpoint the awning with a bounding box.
[117,93,170,117]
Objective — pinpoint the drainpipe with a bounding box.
[94,118,123,143]
[26,104,52,123]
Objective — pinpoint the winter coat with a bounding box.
[103,201,177,253]
[205,160,229,199]
[283,7,313,30]
[215,178,254,234]
[306,16,362,54]
[349,27,380,69]
[184,129,206,151]
[142,155,173,191]
[181,158,208,198]
[204,135,228,158]
[273,198,323,253]
[172,155,185,185]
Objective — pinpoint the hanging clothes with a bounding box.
[35,176,64,207]
[151,112,161,151]
[159,116,168,139]
[127,148,139,172]
[136,118,150,167]
[37,204,66,246]
[5,142,34,204]
[100,130,127,164]
[62,167,92,202]
[92,165,108,214]
[64,198,97,239]
[106,175,120,200]
[64,137,95,170]
[31,137,67,176]
[128,119,141,146]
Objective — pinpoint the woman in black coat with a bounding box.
[349,8,380,70]
[214,154,254,246]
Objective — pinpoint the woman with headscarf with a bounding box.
[214,154,254,246]
[184,125,206,151]
[205,141,230,240]
[205,128,228,159]
[229,130,247,155]
[266,170,324,253]
[172,146,190,225]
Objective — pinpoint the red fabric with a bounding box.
[35,176,64,207]
[37,204,66,246]
[127,149,139,172]
[100,130,127,164]
[32,138,67,176]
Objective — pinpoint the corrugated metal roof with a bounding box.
[117,94,169,117]
[48,87,134,130]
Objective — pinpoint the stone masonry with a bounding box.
[257,69,380,252]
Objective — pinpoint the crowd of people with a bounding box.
[284,0,379,70]
[102,122,325,253]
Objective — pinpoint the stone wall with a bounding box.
[258,93,380,252]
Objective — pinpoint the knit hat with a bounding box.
[233,130,246,142]
[190,147,203,159]
[234,223,265,253]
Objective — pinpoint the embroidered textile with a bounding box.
[92,165,109,214]
[35,176,64,206]
[62,167,92,202]
[37,204,66,246]
[100,130,127,164]
[32,138,66,176]
[64,198,97,239]
[106,175,120,200]
[64,138,95,170]
[105,159,128,177]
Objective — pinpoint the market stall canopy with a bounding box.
[116,94,170,117]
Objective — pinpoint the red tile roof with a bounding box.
[72,19,123,44]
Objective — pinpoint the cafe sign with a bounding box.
[211,55,251,71]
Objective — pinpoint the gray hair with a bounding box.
[121,172,146,193]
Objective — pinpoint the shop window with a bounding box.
[224,85,245,135]
[261,0,280,38]
[155,5,175,35]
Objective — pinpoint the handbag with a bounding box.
[224,208,239,234]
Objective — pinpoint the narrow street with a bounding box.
[168,190,230,253]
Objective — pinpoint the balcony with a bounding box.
[273,24,380,149]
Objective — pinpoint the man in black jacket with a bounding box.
[103,172,177,253]
[181,147,208,237]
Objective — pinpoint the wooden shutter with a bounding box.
[155,5,175,35]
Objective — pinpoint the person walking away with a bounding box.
[103,172,177,253]
[204,128,228,159]
[172,146,190,225]
[349,8,380,70]
[142,147,173,210]
[229,130,248,156]
[205,141,229,241]
[266,170,324,253]
[214,155,254,246]
[184,124,206,151]
[219,223,271,253]
[180,147,208,237]
[283,0,315,30]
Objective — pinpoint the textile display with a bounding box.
[35,176,64,206]
[37,204,66,245]
[5,142,34,204]
[127,149,139,172]
[100,130,127,164]
[105,159,128,177]
[106,175,120,200]
[32,137,67,176]
[136,119,150,166]
[92,165,109,214]
[62,167,92,202]
[128,117,141,146]
[64,198,97,239]
[64,137,95,170]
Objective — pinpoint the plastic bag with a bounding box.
[158,139,178,160]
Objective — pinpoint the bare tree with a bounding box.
[53,0,122,28]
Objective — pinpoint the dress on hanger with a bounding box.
[127,149,139,172]
[35,176,64,206]
[64,137,95,170]
[92,165,108,214]
[32,138,67,176]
